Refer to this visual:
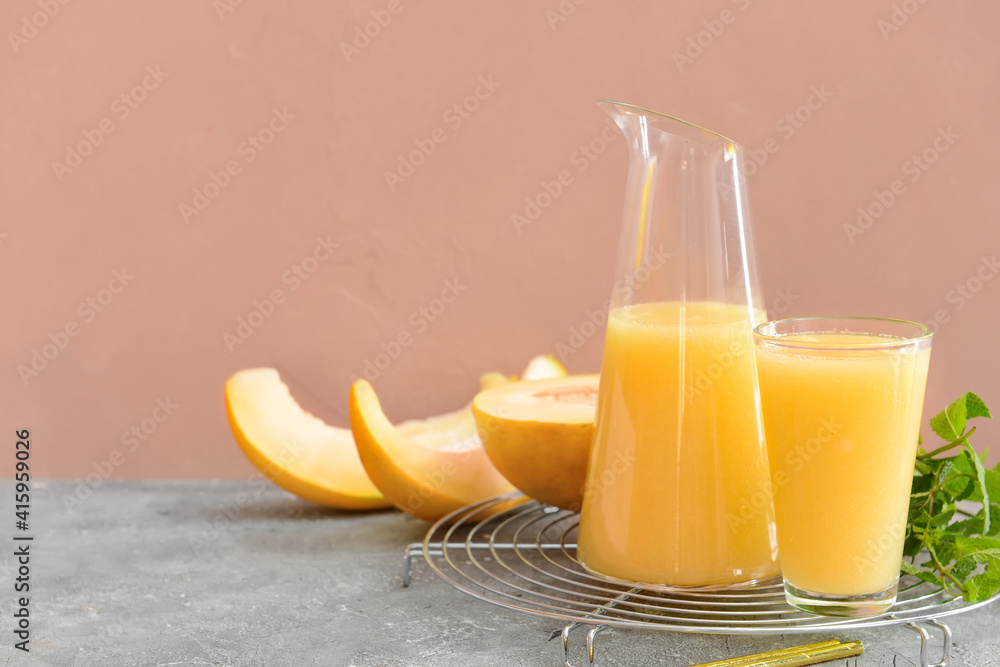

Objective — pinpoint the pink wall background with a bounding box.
[3,0,999,478]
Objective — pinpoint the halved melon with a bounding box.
[225,368,390,510]
[473,375,599,510]
[520,354,568,380]
[350,376,518,521]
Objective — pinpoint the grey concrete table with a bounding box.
[6,480,998,666]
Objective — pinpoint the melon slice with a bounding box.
[226,368,390,510]
[520,354,568,380]
[350,376,518,521]
[473,375,599,510]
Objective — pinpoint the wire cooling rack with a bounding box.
[402,493,999,667]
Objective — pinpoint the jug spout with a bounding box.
[597,100,763,316]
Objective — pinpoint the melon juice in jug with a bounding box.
[577,102,780,588]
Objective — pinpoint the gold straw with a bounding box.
[690,639,863,667]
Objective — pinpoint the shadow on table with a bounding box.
[221,496,394,522]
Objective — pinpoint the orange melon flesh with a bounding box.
[473,375,599,510]
[225,368,390,510]
[350,378,518,521]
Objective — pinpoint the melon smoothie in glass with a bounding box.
[576,102,780,588]
[578,301,780,586]
[753,317,932,616]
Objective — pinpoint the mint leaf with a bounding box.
[952,506,1000,538]
[957,467,1000,505]
[965,577,981,602]
[952,556,978,580]
[946,454,978,501]
[935,533,960,564]
[935,458,955,482]
[964,392,992,420]
[931,395,968,441]
[955,536,1000,552]
[964,445,992,534]
[931,508,957,527]
[988,470,1000,502]
[901,560,942,585]
[962,550,1000,603]
[937,459,972,499]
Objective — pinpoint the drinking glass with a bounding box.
[753,317,932,616]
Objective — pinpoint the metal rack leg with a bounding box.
[560,590,635,666]
[586,625,607,663]
[561,621,579,666]
[560,623,610,667]
[402,542,421,587]
[903,619,952,667]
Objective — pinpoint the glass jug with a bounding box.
[577,102,780,588]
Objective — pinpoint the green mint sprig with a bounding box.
[903,391,1000,602]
